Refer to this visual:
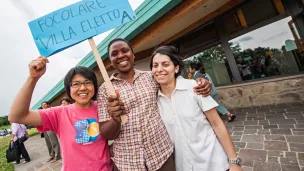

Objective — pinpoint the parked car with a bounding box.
[0,129,8,136]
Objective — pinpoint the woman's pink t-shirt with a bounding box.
[37,102,113,171]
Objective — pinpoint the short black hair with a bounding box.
[189,61,202,71]
[150,46,184,77]
[41,101,49,106]
[107,38,134,57]
[60,97,73,105]
[64,66,98,101]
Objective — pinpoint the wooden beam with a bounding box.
[164,0,244,44]
[273,0,286,14]
[130,0,209,48]
[133,47,155,61]
[93,59,113,72]
[236,9,247,28]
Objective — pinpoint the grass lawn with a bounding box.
[0,136,14,171]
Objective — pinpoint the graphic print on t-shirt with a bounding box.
[74,118,99,144]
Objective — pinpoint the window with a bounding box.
[185,44,233,86]
[229,17,304,81]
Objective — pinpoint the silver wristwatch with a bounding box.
[228,158,241,165]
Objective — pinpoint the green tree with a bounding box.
[0,116,9,127]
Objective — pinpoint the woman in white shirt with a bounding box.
[150,46,242,171]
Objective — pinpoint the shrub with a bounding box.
[28,128,39,137]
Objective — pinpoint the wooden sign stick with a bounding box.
[88,38,128,124]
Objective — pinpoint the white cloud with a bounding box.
[0,0,144,116]
[230,17,294,50]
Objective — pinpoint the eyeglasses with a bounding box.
[70,81,93,88]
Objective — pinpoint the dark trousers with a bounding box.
[15,141,30,163]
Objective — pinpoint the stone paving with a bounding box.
[227,102,304,171]
[15,102,304,171]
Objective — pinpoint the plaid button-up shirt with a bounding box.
[98,70,173,171]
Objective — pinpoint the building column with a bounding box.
[214,18,242,83]
[282,0,304,41]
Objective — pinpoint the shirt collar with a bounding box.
[157,76,188,97]
[110,69,145,82]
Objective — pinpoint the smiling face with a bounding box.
[152,53,179,86]
[109,41,135,74]
[70,74,95,108]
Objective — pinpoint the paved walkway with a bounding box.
[227,102,304,171]
[15,102,304,171]
[14,134,62,171]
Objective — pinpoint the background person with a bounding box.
[59,97,73,106]
[41,101,61,163]
[10,123,30,164]
[189,61,236,122]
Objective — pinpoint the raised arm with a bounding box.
[8,56,49,126]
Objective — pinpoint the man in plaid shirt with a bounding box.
[98,38,211,171]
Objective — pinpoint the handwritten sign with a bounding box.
[28,0,136,57]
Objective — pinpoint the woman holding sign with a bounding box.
[98,38,211,171]
[8,57,113,171]
[150,46,242,171]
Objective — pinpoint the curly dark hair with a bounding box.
[107,38,134,57]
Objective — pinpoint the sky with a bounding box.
[0,0,144,116]
[230,17,294,51]
[186,17,294,62]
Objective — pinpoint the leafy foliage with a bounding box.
[0,116,10,127]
